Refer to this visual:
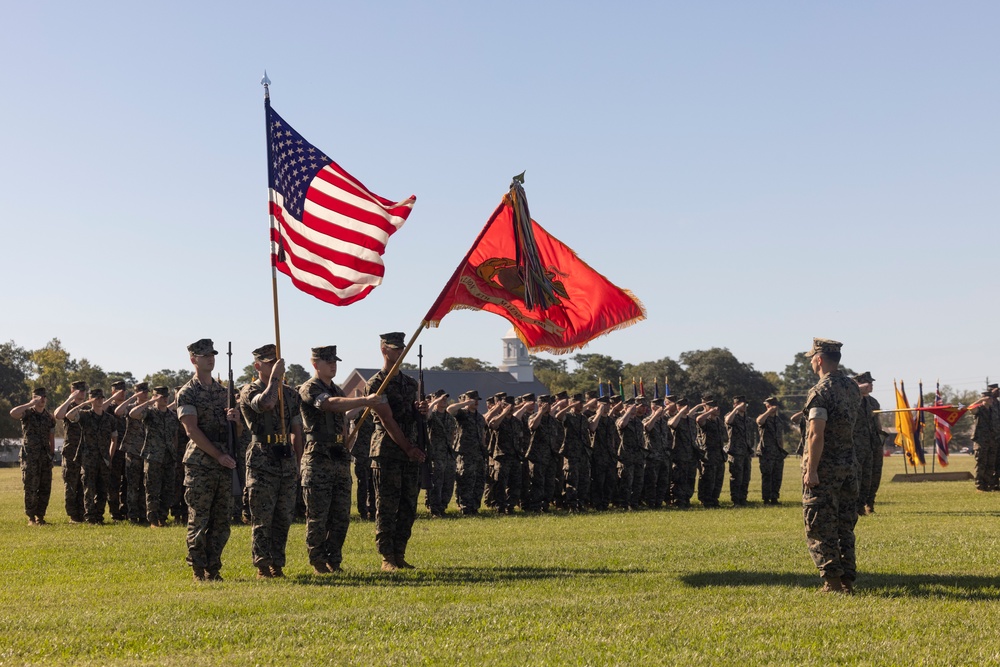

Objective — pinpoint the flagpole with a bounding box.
[262,71,290,447]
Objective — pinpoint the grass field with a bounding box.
[2,456,999,666]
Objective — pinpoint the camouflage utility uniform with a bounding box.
[758,414,788,503]
[178,376,235,576]
[61,404,86,522]
[240,380,301,573]
[121,411,147,523]
[696,415,726,508]
[425,409,456,515]
[725,412,753,506]
[72,409,118,523]
[141,406,179,525]
[526,412,560,512]
[299,376,353,570]
[351,414,376,520]
[20,409,56,522]
[803,370,861,584]
[367,369,422,564]
[454,408,487,514]
[616,416,646,509]
[669,415,698,508]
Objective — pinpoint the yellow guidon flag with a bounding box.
[894,380,925,466]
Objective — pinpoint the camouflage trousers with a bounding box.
[526,459,556,511]
[353,454,375,520]
[483,456,498,509]
[854,441,873,513]
[20,447,53,520]
[617,460,645,509]
[803,463,859,581]
[973,441,998,491]
[170,457,188,524]
[866,441,884,508]
[61,444,84,521]
[574,455,592,509]
[109,450,127,521]
[443,456,458,512]
[697,459,725,507]
[561,456,585,510]
[642,458,670,508]
[670,459,697,507]
[126,453,146,522]
[144,459,174,524]
[759,456,786,502]
[490,458,518,512]
[590,457,617,510]
[423,455,451,515]
[247,461,298,569]
[455,453,485,513]
[727,455,751,505]
[184,464,233,572]
[371,458,421,559]
[80,452,110,523]
[302,459,352,568]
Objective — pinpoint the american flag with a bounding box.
[933,382,950,467]
[266,105,415,306]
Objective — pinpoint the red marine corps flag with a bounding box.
[424,174,645,353]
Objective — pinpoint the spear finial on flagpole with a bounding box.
[261,70,271,101]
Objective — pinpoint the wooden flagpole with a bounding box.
[263,71,289,447]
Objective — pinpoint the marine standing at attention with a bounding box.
[802,338,861,594]
[365,332,427,572]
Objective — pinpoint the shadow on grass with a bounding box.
[292,565,645,588]
[679,570,1000,600]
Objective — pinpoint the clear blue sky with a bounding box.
[3,1,998,406]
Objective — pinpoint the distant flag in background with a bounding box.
[664,377,670,396]
[653,378,660,400]
[917,381,927,465]
[933,382,951,467]
[265,105,416,306]
[639,378,645,398]
[632,378,638,399]
[598,378,604,398]
[894,380,924,467]
[619,377,625,400]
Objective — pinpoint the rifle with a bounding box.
[416,345,432,489]
[227,342,241,496]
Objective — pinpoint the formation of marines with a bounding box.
[967,383,1000,492]
[8,333,890,591]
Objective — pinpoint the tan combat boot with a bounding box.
[381,556,399,572]
[821,575,844,593]
[395,554,415,569]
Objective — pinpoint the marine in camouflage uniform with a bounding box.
[851,372,879,515]
[668,398,698,508]
[59,381,87,522]
[350,409,376,520]
[170,411,190,525]
[616,399,647,510]
[239,344,303,579]
[177,338,241,582]
[133,386,179,526]
[106,381,129,521]
[482,396,502,510]
[64,388,118,524]
[560,394,590,511]
[301,345,384,574]
[367,332,427,571]
[449,391,487,515]
[724,396,753,506]
[641,398,671,508]
[526,395,560,512]
[116,382,151,524]
[801,338,861,593]
[424,390,456,516]
[864,395,884,512]
[969,390,998,492]
[588,396,617,511]
[10,387,56,525]
[695,399,726,508]
[756,397,788,505]
[485,394,519,514]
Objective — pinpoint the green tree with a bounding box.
[143,368,194,391]
[237,364,256,385]
[434,357,498,372]
[778,352,854,410]
[0,341,32,439]
[31,338,74,402]
[72,359,108,393]
[679,348,776,414]
[285,363,309,387]
[621,358,687,398]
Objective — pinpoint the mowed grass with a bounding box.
[2,456,1000,666]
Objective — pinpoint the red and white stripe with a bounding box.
[269,162,415,306]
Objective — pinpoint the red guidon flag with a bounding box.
[424,197,645,353]
[266,104,415,305]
